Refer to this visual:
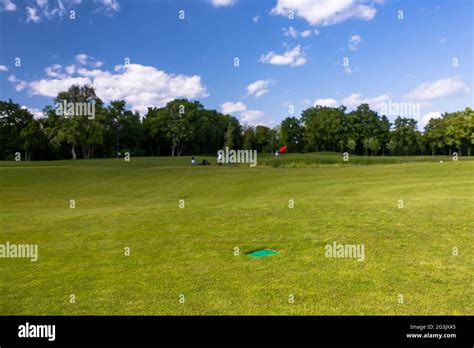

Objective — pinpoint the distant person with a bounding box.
[191,157,196,166]
[217,152,223,166]
[201,159,211,166]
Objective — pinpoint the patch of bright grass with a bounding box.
[0,154,472,315]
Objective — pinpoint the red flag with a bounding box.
[279,145,287,153]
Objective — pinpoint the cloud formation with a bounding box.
[8,75,28,91]
[348,34,361,51]
[342,93,390,109]
[314,93,390,110]
[246,79,271,98]
[282,26,298,38]
[208,0,237,8]
[241,109,265,125]
[22,105,44,119]
[221,101,246,114]
[405,76,470,101]
[282,26,318,38]
[22,0,119,23]
[11,58,208,115]
[1,0,16,11]
[314,98,338,107]
[94,0,120,15]
[259,45,306,67]
[419,111,442,128]
[221,101,265,126]
[75,53,103,68]
[271,0,378,26]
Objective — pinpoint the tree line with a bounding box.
[0,85,473,160]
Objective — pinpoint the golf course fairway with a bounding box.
[0,155,472,315]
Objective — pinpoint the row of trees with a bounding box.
[0,85,473,160]
[290,104,473,156]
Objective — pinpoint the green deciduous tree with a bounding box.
[280,116,304,152]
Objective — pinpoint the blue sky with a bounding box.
[0,0,472,129]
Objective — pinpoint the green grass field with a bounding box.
[0,154,473,315]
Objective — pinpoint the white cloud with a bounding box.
[15,82,27,91]
[221,101,265,126]
[282,26,298,38]
[8,75,28,91]
[283,27,316,38]
[271,0,378,26]
[94,0,120,14]
[45,64,65,78]
[314,98,339,107]
[405,76,470,101]
[16,62,208,115]
[419,111,442,128]
[24,0,117,23]
[208,0,237,7]
[1,0,16,11]
[348,34,361,51]
[22,106,44,119]
[75,53,103,67]
[241,109,265,125]
[28,76,92,96]
[26,6,41,22]
[0,65,8,71]
[26,0,71,22]
[65,64,76,75]
[246,79,271,98]
[75,54,88,65]
[314,93,391,110]
[43,62,93,79]
[259,45,306,67]
[36,0,48,7]
[252,15,259,22]
[342,93,390,109]
[221,101,246,114]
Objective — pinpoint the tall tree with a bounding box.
[45,85,104,159]
[223,117,242,150]
[424,117,446,155]
[242,125,255,150]
[280,116,304,152]
[0,100,34,160]
[346,104,380,155]
[302,106,344,152]
[254,125,272,153]
[143,106,166,156]
[390,117,420,155]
